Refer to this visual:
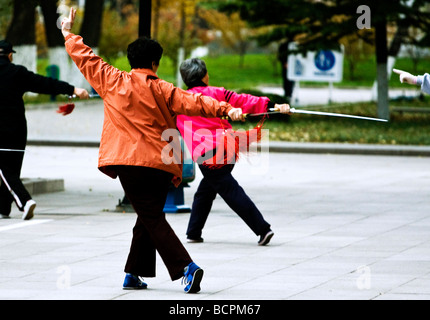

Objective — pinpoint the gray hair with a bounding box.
[179,58,207,87]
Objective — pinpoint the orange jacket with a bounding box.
[65,34,232,186]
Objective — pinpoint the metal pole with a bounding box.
[139,0,152,38]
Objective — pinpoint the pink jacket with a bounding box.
[177,86,270,162]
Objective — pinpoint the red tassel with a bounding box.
[56,103,75,116]
[203,116,267,169]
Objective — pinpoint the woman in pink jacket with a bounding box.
[177,58,290,246]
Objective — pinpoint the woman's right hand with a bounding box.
[228,107,244,121]
[393,69,417,85]
[61,7,76,38]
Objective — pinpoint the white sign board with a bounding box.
[287,43,344,83]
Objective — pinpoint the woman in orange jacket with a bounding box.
[61,8,243,293]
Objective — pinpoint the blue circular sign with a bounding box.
[314,50,335,71]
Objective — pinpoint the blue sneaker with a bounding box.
[182,262,204,293]
[123,273,148,290]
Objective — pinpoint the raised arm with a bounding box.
[62,8,122,97]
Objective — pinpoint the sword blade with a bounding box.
[0,149,25,152]
[234,108,388,123]
[290,108,388,122]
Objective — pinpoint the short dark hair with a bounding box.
[127,37,163,69]
[179,58,207,87]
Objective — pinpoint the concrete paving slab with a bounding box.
[1,146,429,301]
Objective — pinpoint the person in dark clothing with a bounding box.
[278,40,295,102]
[0,40,89,220]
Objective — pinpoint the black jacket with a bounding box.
[0,56,75,149]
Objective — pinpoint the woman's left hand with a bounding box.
[275,103,291,114]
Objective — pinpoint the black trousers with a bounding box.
[0,150,32,215]
[113,165,193,281]
[186,164,271,239]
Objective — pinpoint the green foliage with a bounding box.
[98,8,139,62]
[217,0,430,52]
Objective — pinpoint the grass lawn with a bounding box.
[105,53,282,89]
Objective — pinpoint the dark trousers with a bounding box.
[281,66,295,100]
[0,150,31,215]
[186,164,271,239]
[113,165,192,281]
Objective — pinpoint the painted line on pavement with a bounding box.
[0,219,53,232]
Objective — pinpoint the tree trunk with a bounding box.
[6,0,38,73]
[375,17,389,120]
[80,0,104,47]
[139,0,152,38]
[6,0,37,45]
[176,0,186,87]
[153,0,161,39]
[39,0,64,47]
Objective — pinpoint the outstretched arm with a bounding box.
[165,84,244,121]
[224,89,291,115]
[393,68,430,94]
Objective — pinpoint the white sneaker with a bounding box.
[258,230,274,246]
[22,200,36,220]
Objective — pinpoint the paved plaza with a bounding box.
[0,145,429,300]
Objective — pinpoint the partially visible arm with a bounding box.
[20,67,88,99]
[416,74,430,95]
[20,66,74,96]
[393,68,430,94]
